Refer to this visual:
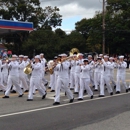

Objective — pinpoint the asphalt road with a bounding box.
[0,69,130,130]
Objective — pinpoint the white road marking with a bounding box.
[0,92,129,118]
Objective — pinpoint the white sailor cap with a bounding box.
[35,55,40,59]
[78,53,83,56]
[73,54,77,56]
[88,55,92,58]
[104,55,109,58]
[19,55,24,58]
[24,56,28,58]
[97,57,102,60]
[119,55,124,59]
[83,59,88,62]
[12,55,17,58]
[60,53,67,57]
[99,54,103,57]
[109,57,114,60]
[40,53,44,56]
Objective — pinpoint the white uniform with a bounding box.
[28,62,46,100]
[102,60,113,94]
[54,62,73,103]
[89,60,95,87]
[19,60,29,91]
[109,61,116,87]
[115,61,128,92]
[4,61,23,96]
[0,60,6,91]
[1,62,8,85]
[74,59,83,93]
[70,60,76,89]
[78,64,93,99]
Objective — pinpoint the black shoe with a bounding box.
[27,99,33,101]
[110,92,113,95]
[0,90,3,92]
[114,86,116,89]
[48,87,51,89]
[93,85,95,88]
[24,90,29,93]
[128,88,130,91]
[45,82,48,86]
[94,89,98,91]
[11,90,16,93]
[69,98,74,103]
[53,102,60,105]
[78,98,83,101]
[42,93,47,99]
[18,94,23,97]
[50,90,55,92]
[65,92,66,96]
[115,91,120,94]
[73,92,78,94]
[126,89,129,93]
[70,88,74,90]
[33,93,35,95]
[84,90,87,93]
[90,95,93,99]
[2,96,9,98]
[98,95,104,97]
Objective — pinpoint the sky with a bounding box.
[40,0,103,31]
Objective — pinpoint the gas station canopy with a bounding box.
[0,19,33,35]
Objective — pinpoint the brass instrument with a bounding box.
[23,63,32,74]
[69,48,80,56]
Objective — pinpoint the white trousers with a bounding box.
[94,72,100,90]
[90,72,94,86]
[99,74,105,95]
[54,77,73,102]
[5,75,23,96]
[104,75,113,93]
[0,74,6,91]
[70,72,75,89]
[79,78,93,99]
[2,73,8,85]
[110,73,116,87]
[28,76,46,99]
[19,75,29,91]
[116,75,128,92]
[75,73,80,92]
[49,74,55,90]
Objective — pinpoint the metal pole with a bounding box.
[102,0,105,54]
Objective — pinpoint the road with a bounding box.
[0,70,130,130]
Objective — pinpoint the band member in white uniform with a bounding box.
[0,59,6,91]
[109,57,116,89]
[1,58,8,86]
[115,56,128,94]
[88,55,95,88]
[74,53,83,94]
[53,56,74,105]
[19,55,29,92]
[70,55,77,90]
[78,59,93,100]
[102,55,113,96]
[40,53,48,86]
[27,55,46,101]
[3,55,23,98]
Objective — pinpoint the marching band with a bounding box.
[0,52,129,105]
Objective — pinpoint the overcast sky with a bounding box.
[40,0,103,31]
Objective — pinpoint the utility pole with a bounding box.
[102,0,105,54]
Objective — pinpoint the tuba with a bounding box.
[23,63,32,74]
[69,48,80,56]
